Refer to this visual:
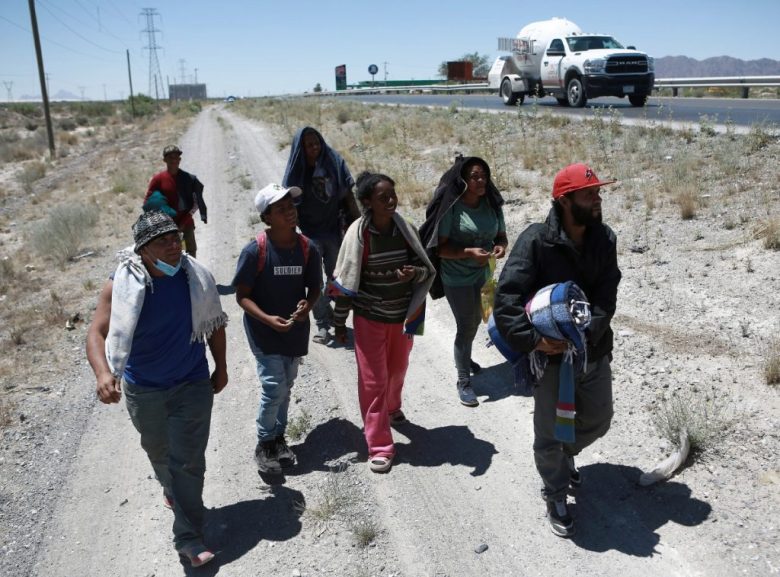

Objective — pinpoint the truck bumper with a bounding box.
[584,74,654,98]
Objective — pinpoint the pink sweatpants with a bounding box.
[353,315,414,459]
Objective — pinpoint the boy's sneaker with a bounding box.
[254,440,282,474]
[567,455,582,488]
[457,379,479,407]
[546,499,575,538]
[275,436,297,467]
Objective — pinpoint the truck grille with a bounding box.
[605,56,648,74]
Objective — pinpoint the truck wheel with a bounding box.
[628,94,648,107]
[566,77,587,108]
[501,78,519,106]
[556,97,569,107]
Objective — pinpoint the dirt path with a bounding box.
[29,105,775,577]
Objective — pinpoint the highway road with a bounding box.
[337,93,780,128]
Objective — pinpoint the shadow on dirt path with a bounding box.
[571,463,712,556]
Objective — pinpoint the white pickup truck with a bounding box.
[488,17,654,107]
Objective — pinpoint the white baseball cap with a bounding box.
[254,183,302,214]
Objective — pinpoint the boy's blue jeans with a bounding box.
[249,343,300,443]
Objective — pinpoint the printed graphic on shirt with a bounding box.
[312,176,329,203]
[274,266,303,275]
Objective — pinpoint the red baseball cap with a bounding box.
[552,163,616,199]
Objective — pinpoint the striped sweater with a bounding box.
[333,222,431,326]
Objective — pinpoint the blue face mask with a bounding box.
[153,258,182,277]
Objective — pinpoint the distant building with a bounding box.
[169,83,207,101]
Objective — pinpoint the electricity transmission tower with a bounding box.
[141,8,164,99]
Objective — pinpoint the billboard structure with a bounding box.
[169,83,207,101]
[335,65,347,91]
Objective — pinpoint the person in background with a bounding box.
[331,171,435,473]
[232,184,321,475]
[144,145,207,259]
[493,163,621,538]
[86,210,228,567]
[282,127,361,344]
[419,156,507,407]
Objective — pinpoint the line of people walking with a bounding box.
[86,130,620,566]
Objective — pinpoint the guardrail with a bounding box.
[317,76,780,99]
[652,76,780,98]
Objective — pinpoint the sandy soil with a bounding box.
[2,103,778,577]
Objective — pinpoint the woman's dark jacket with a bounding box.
[418,156,504,299]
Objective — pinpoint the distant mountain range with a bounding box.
[654,56,780,78]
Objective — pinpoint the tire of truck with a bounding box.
[556,97,570,106]
[501,78,520,106]
[628,94,648,107]
[566,77,587,108]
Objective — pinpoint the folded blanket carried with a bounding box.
[488,281,590,442]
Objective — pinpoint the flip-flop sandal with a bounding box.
[179,545,215,568]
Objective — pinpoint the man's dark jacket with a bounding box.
[493,205,621,361]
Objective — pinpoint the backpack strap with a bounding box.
[257,230,310,273]
[256,230,268,273]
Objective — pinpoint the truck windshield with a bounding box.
[567,36,624,52]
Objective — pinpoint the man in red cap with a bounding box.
[493,163,621,538]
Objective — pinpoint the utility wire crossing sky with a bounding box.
[1,0,778,101]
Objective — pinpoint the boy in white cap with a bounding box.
[232,184,322,474]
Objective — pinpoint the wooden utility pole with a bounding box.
[28,0,55,157]
[126,49,136,117]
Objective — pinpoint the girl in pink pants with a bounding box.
[331,172,436,473]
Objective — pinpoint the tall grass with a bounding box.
[28,203,99,262]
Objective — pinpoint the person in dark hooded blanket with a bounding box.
[282,127,361,344]
[418,156,508,407]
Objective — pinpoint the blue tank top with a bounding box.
[123,269,209,388]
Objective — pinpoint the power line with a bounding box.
[37,0,124,54]
[0,14,117,61]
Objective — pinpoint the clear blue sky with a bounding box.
[2,0,778,101]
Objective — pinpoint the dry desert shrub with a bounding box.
[350,517,379,548]
[0,396,15,428]
[651,386,733,457]
[302,463,350,522]
[755,217,780,251]
[286,408,312,441]
[766,340,780,386]
[28,203,99,263]
[16,161,47,193]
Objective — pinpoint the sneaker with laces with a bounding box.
[546,499,575,537]
[275,435,297,467]
[254,440,282,474]
[457,379,479,407]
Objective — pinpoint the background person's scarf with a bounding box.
[282,126,354,198]
[105,248,228,379]
[328,212,435,335]
[526,282,591,443]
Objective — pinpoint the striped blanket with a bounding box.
[488,281,590,442]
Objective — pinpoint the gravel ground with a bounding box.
[0,102,778,577]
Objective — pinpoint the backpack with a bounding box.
[256,231,311,273]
